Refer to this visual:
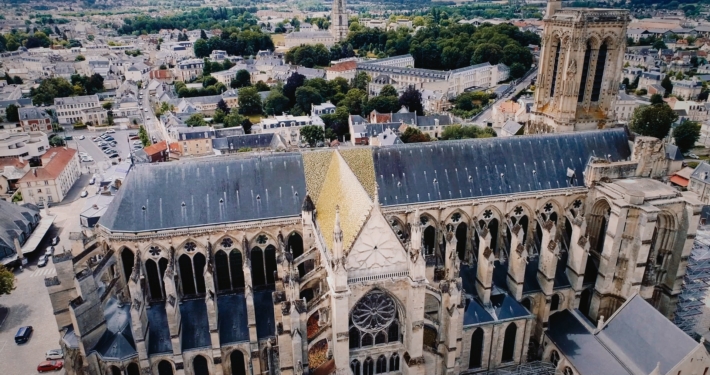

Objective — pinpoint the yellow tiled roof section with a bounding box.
[302,150,335,203]
[338,148,377,201]
[316,152,373,252]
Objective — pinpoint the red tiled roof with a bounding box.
[144,140,167,156]
[670,175,689,187]
[149,69,173,79]
[19,147,76,183]
[0,158,27,169]
[327,61,357,72]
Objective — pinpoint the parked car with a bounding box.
[14,326,33,344]
[45,246,54,257]
[45,349,64,360]
[108,141,117,147]
[104,136,115,141]
[81,156,94,163]
[106,129,116,134]
[37,360,63,372]
[51,236,59,245]
[80,190,88,198]
[89,177,96,185]
[78,135,85,140]
[109,153,120,158]
[92,137,100,142]
[129,132,138,137]
[132,140,143,145]
[37,254,49,267]
[688,153,699,159]
[63,136,73,140]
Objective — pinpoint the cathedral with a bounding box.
[47,128,710,375]
[528,0,631,133]
[43,2,710,375]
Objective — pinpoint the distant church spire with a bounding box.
[330,0,348,42]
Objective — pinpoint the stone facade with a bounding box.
[528,1,630,133]
[44,126,703,375]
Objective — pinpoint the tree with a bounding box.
[353,71,370,91]
[339,88,366,115]
[5,104,19,122]
[186,113,207,127]
[75,54,85,61]
[379,85,398,98]
[300,125,324,146]
[264,90,290,115]
[399,86,424,115]
[661,76,673,97]
[102,102,113,110]
[31,77,74,106]
[364,95,399,114]
[223,111,246,128]
[629,104,679,139]
[673,121,701,154]
[472,43,503,65]
[138,125,151,147]
[400,127,431,143]
[295,86,323,113]
[159,64,167,70]
[237,87,263,115]
[3,73,11,84]
[653,40,667,50]
[13,76,22,84]
[231,69,251,88]
[194,39,210,58]
[284,73,306,105]
[0,264,15,296]
[509,62,527,79]
[440,125,497,140]
[217,99,230,114]
[254,81,270,92]
[200,29,208,40]
[203,76,218,88]
[650,94,664,105]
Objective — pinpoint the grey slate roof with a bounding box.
[212,134,275,151]
[0,200,38,255]
[254,290,275,339]
[146,304,173,355]
[180,299,211,351]
[547,309,631,375]
[373,128,632,206]
[596,294,698,375]
[690,161,710,182]
[218,294,249,345]
[92,297,137,360]
[547,295,699,375]
[99,154,307,232]
[665,144,685,161]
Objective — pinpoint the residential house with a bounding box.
[492,100,521,129]
[148,69,175,84]
[55,95,104,125]
[614,91,648,124]
[212,133,287,153]
[326,60,357,81]
[638,71,666,91]
[689,162,710,204]
[18,107,52,132]
[311,102,336,116]
[173,126,215,156]
[0,157,28,200]
[18,147,81,206]
[143,141,169,163]
[173,59,205,82]
[257,115,318,146]
[672,77,703,100]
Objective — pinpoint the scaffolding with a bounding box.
[674,234,710,336]
[472,361,562,375]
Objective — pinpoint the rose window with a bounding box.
[349,290,400,349]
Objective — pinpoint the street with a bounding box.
[142,88,166,142]
[0,126,141,374]
[476,70,538,125]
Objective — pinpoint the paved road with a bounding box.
[476,70,538,125]
[0,222,67,375]
[143,88,165,142]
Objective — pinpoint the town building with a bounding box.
[0,130,49,160]
[528,1,630,132]
[326,60,357,81]
[173,126,215,157]
[689,162,710,204]
[55,95,105,126]
[18,147,81,207]
[613,91,648,124]
[257,115,318,146]
[173,59,205,82]
[18,107,52,132]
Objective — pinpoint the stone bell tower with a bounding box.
[528,1,630,133]
[330,0,348,42]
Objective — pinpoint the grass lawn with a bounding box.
[271,34,285,47]
[248,115,263,124]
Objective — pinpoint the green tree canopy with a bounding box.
[300,125,324,146]
[440,124,497,140]
[650,94,664,105]
[399,86,423,115]
[400,127,432,143]
[379,85,398,98]
[294,86,323,114]
[5,104,19,122]
[629,104,678,139]
[231,69,252,88]
[186,113,207,127]
[673,120,701,154]
[31,77,74,106]
[661,76,673,97]
[223,111,246,128]
[0,264,15,296]
[264,90,290,116]
[237,87,263,115]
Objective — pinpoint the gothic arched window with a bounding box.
[389,354,399,371]
[349,290,401,349]
[501,323,517,362]
[550,350,560,366]
[375,355,387,374]
[363,358,374,375]
[351,360,361,375]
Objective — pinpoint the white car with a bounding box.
[45,349,63,360]
[80,190,88,198]
[78,135,85,140]
[79,152,88,157]
[89,177,96,185]
[106,129,115,134]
